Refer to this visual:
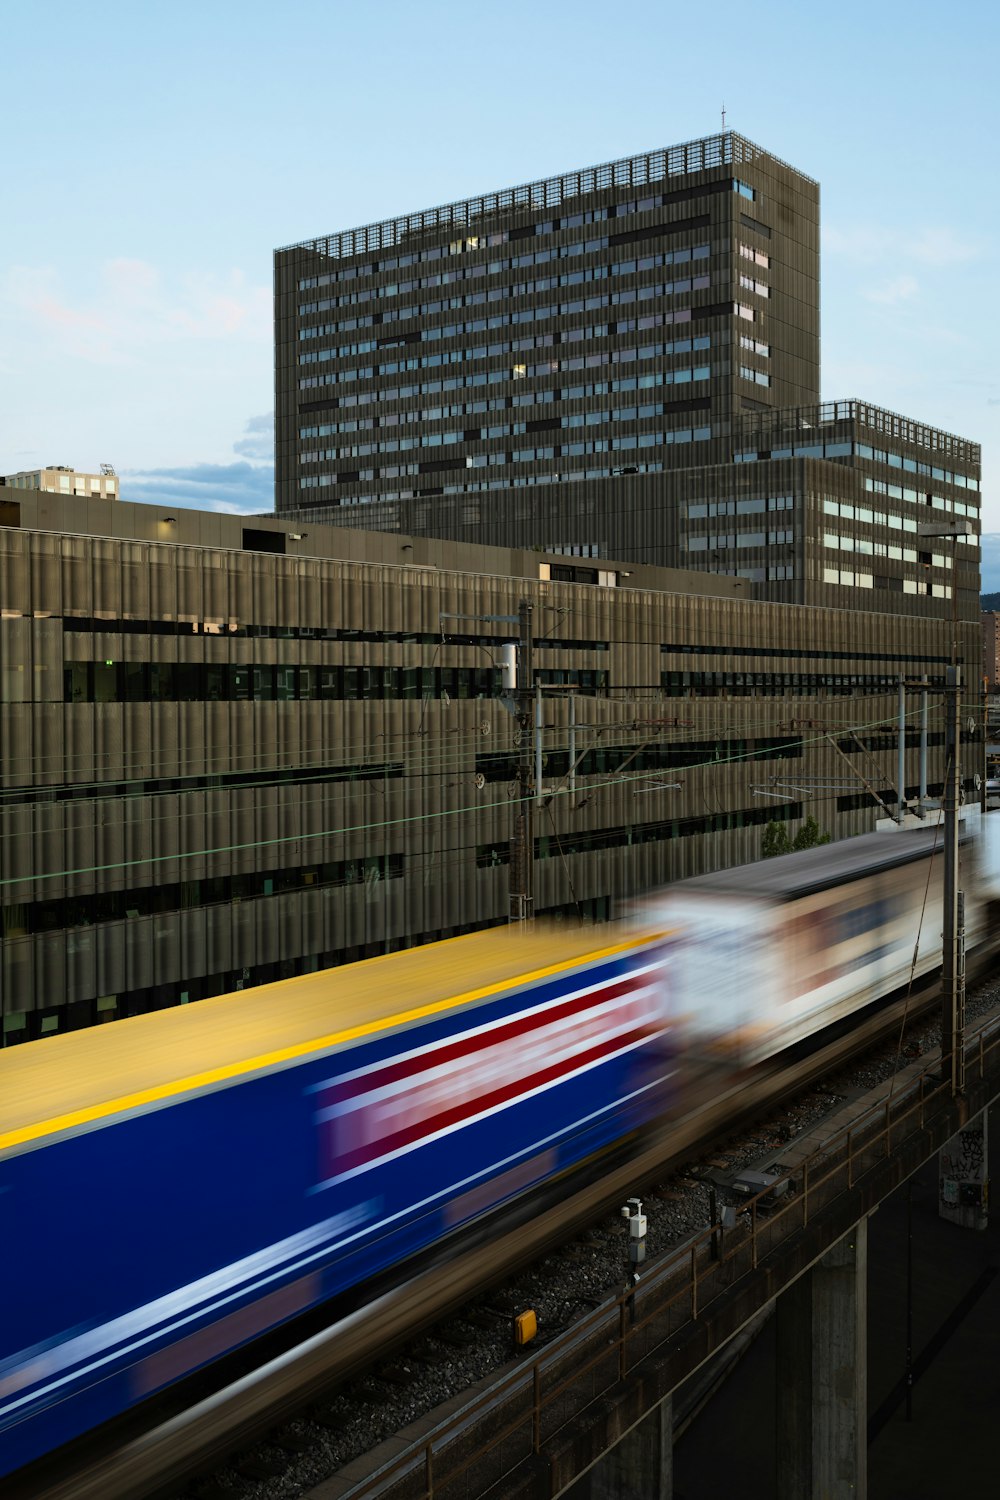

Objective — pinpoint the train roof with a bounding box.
[666,825,963,903]
[0,923,647,1155]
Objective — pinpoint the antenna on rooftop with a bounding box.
[100,463,116,476]
[721,102,727,131]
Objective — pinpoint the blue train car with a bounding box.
[0,924,675,1476]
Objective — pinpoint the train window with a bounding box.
[2,1012,28,1046]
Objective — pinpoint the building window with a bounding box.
[738,243,770,269]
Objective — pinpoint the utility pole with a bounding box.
[896,676,906,823]
[916,519,971,1099]
[509,598,534,926]
[940,664,965,1097]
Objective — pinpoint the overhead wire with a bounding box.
[0,702,964,888]
[0,689,955,784]
[0,698,945,839]
[0,700,961,868]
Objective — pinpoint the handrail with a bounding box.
[276,134,812,260]
[346,1011,1000,1497]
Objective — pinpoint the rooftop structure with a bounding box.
[277,133,812,261]
[2,464,119,500]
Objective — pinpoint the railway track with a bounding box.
[16,948,1000,1500]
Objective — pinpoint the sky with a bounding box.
[2,0,997,577]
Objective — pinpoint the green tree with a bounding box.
[792,814,832,851]
[762,820,792,858]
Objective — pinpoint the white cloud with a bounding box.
[908,228,980,267]
[864,274,920,306]
[0,259,274,474]
[120,459,274,515]
[233,412,274,461]
[979,534,1000,593]
[1,259,271,368]
[824,223,982,312]
[825,224,980,267]
[115,412,276,516]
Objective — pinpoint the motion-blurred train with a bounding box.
[0,817,993,1478]
[634,813,992,1063]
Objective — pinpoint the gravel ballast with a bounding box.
[184,974,1000,1500]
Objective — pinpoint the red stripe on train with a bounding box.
[325,1018,660,1178]
[329,972,650,1102]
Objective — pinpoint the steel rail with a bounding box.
[369,1009,1000,1500]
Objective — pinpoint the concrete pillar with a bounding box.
[587,1395,672,1500]
[776,1219,867,1500]
[939,1106,989,1230]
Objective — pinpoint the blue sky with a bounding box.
[2,0,997,578]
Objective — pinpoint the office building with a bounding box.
[274,132,980,622]
[0,493,977,1042]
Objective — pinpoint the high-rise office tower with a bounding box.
[275,131,980,619]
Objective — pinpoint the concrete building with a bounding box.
[0,493,976,1043]
[274,132,981,624]
[2,464,119,500]
[982,611,1000,687]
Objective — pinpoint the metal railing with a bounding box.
[348,1013,1000,1499]
[276,134,811,261]
[735,400,981,467]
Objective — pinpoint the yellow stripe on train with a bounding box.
[0,932,660,1157]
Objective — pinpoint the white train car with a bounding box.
[634,821,985,1064]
